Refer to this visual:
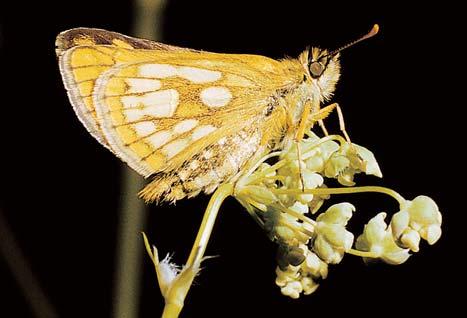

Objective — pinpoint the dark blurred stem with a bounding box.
[112,1,166,318]
[0,209,58,318]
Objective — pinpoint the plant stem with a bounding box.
[162,303,182,318]
[160,183,233,318]
[272,185,405,205]
[186,183,233,266]
[347,248,379,258]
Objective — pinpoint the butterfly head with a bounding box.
[305,47,341,101]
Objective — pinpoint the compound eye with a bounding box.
[309,61,324,78]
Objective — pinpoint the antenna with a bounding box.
[326,24,379,57]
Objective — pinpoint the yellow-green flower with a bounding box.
[356,213,411,265]
[324,142,382,186]
[275,265,302,299]
[303,136,340,173]
[313,203,355,264]
[275,244,327,298]
[278,164,324,205]
[301,247,328,279]
[391,195,442,246]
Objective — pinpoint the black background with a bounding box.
[0,1,461,317]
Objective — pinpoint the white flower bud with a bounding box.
[356,212,411,265]
[313,203,355,264]
[350,144,382,178]
[301,277,319,295]
[364,212,388,243]
[314,235,345,264]
[400,229,420,252]
[399,196,442,245]
[289,201,309,214]
[324,155,349,179]
[391,210,410,239]
[323,142,382,186]
[275,266,300,287]
[316,202,355,225]
[303,251,328,279]
[303,137,340,173]
[337,171,357,186]
[305,155,325,172]
[406,196,441,225]
[275,226,296,243]
[420,224,442,245]
[281,281,303,299]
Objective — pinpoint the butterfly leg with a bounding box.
[318,120,329,136]
[295,101,314,142]
[308,103,337,136]
[294,100,316,191]
[311,103,351,143]
[335,103,351,143]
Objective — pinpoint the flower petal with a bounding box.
[316,203,355,225]
[391,210,410,239]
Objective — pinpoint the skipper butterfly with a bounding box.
[56,25,378,203]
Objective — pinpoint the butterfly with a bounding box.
[56,25,378,203]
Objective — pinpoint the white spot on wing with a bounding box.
[121,89,179,117]
[162,139,189,159]
[200,87,232,108]
[139,64,177,78]
[177,67,221,83]
[133,121,157,136]
[124,109,143,121]
[146,130,172,149]
[191,125,217,141]
[173,119,199,134]
[121,96,141,108]
[126,78,161,93]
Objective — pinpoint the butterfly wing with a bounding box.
[57,28,303,178]
[56,28,191,150]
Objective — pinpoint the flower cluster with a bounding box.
[392,196,442,248]
[234,131,442,298]
[275,244,328,298]
[356,195,442,263]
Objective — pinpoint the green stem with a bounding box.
[186,183,233,268]
[162,303,182,318]
[242,160,287,186]
[242,151,282,178]
[272,186,405,205]
[347,248,379,258]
